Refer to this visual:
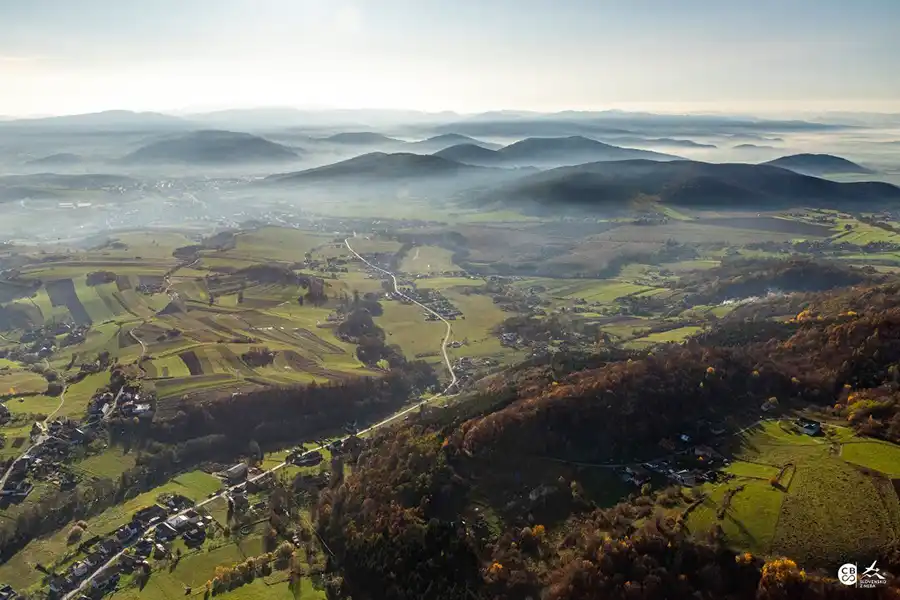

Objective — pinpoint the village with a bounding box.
[1,377,153,512]
[1,439,347,600]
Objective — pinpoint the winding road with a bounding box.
[63,237,460,599]
[344,237,457,393]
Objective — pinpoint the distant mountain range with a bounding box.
[602,137,717,149]
[317,132,500,155]
[0,110,190,132]
[118,130,299,165]
[431,112,849,139]
[434,136,679,168]
[477,159,900,212]
[763,153,874,175]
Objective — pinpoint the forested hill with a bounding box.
[314,281,900,600]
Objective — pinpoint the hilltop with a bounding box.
[434,136,678,168]
[478,159,900,212]
[764,153,875,175]
[265,152,489,184]
[406,133,499,153]
[433,143,504,165]
[24,153,84,167]
[320,132,405,147]
[118,130,299,165]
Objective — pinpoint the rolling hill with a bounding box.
[264,152,490,184]
[435,136,678,168]
[433,143,504,165]
[763,153,874,175]
[405,133,499,153]
[478,159,900,212]
[320,132,405,147]
[118,130,299,165]
[25,153,85,167]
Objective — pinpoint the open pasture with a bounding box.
[208,227,333,265]
[686,420,900,567]
[625,325,705,347]
[399,245,458,274]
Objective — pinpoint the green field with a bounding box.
[399,246,458,275]
[377,301,447,363]
[212,227,334,265]
[626,325,705,348]
[771,457,897,566]
[109,572,324,600]
[0,368,48,396]
[830,218,900,245]
[841,439,900,476]
[515,279,659,304]
[686,420,900,566]
[5,394,61,418]
[73,447,138,479]
[687,479,785,555]
[0,423,34,460]
[60,372,113,418]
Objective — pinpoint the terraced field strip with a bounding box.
[45,278,92,325]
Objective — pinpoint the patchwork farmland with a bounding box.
[0,229,383,411]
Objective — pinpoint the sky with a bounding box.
[2,0,900,117]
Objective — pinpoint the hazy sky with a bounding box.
[3,0,900,116]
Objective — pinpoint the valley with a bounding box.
[2,104,900,600]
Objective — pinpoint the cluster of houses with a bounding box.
[618,443,730,489]
[2,418,88,501]
[608,423,741,490]
[117,385,153,419]
[135,282,165,295]
[6,323,90,361]
[402,269,470,280]
[452,356,498,383]
[396,287,464,321]
[49,495,206,597]
[86,385,153,423]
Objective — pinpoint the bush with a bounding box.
[67,525,84,545]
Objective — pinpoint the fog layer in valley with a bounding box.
[1,108,899,244]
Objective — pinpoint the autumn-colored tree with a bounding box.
[757,558,807,600]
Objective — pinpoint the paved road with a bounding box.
[344,237,458,392]
[64,239,460,599]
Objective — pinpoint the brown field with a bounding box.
[696,217,831,237]
[179,350,204,376]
